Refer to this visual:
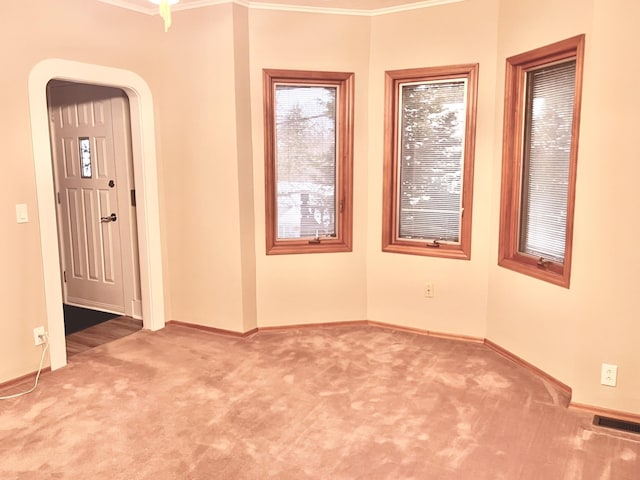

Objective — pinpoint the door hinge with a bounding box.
[63,271,67,283]
[130,189,136,207]
[339,199,345,213]
[57,192,61,204]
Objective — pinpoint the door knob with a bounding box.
[100,213,117,223]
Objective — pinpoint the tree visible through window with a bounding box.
[383,64,478,259]
[263,70,354,254]
[275,85,336,239]
[399,80,466,242]
[498,35,585,288]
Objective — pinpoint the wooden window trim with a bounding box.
[382,64,479,260]
[498,35,585,288]
[263,69,354,255]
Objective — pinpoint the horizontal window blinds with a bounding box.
[520,61,576,262]
[398,80,467,243]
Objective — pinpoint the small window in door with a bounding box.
[79,137,92,178]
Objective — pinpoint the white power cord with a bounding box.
[0,333,50,400]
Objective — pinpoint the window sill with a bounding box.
[498,255,570,288]
[267,239,352,255]
[382,242,470,260]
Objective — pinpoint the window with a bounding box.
[263,69,354,255]
[79,137,92,178]
[498,35,585,288]
[382,64,479,259]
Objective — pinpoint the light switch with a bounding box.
[16,203,29,223]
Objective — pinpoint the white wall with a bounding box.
[2,0,638,415]
[366,0,500,338]
[248,10,370,327]
[487,0,640,413]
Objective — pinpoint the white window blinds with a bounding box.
[398,80,467,243]
[519,60,576,263]
[274,85,337,240]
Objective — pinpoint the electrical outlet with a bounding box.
[601,363,617,387]
[424,283,434,298]
[33,326,46,346]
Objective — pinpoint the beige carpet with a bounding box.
[1,324,638,479]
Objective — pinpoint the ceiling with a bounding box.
[96,0,461,16]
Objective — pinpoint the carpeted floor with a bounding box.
[0,324,638,479]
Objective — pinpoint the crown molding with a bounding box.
[96,0,463,17]
[367,0,463,16]
[241,0,462,16]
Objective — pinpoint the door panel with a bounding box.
[67,188,84,278]
[49,84,126,314]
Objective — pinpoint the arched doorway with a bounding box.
[28,59,165,371]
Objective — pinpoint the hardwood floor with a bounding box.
[66,317,143,358]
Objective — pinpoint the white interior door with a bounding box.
[48,83,136,315]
